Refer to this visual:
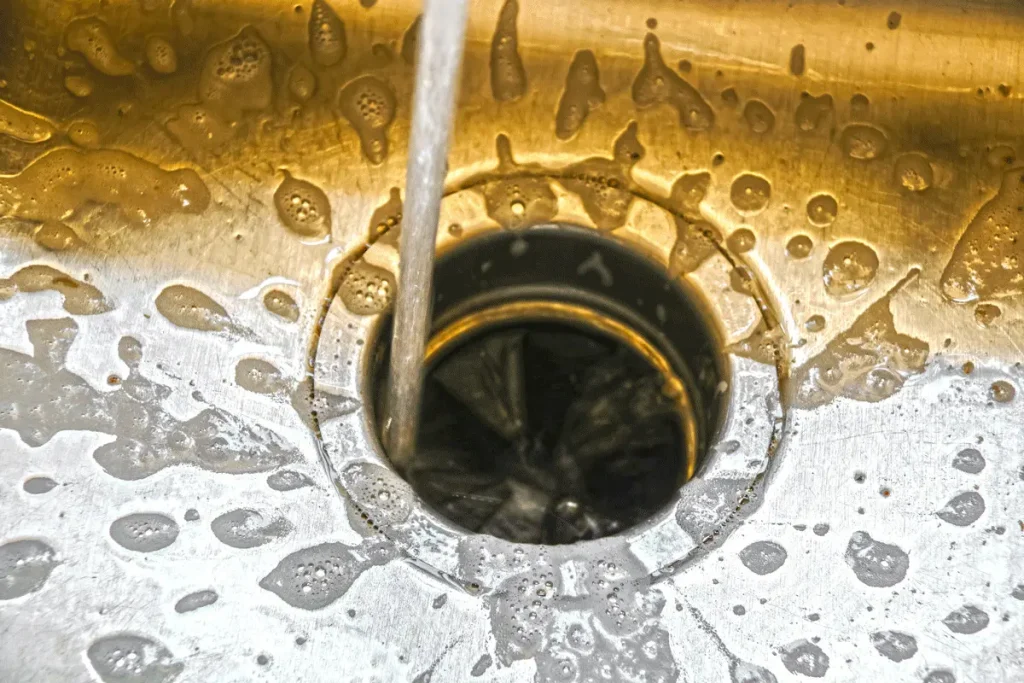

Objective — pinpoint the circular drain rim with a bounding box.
[313,207,782,588]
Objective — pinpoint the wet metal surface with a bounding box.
[0,0,1023,681]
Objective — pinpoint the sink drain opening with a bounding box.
[371,224,725,544]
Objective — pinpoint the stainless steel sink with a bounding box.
[1,0,1022,681]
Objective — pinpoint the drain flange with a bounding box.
[314,209,780,584]
[372,226,723,544]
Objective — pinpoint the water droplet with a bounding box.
[0,540,59,599]
[840,123,888,160]
[490,0,527,101]
[743,99,775,134]
[145,36,178,74]
[235,358,285,395]
[941,167,1024,302]
[0,148,210,228]
[727,228,756,253]
[787,234,813,259]
[174,589,218,613]
[33,222,79,251]
[64,74,94,97]
[339,261,395,316]
[795,92,834,132]
[730,173,771,213]
[557,125,639,230]
[851,93,870,116]
[822,241,879,296]
[23,476,58,494]
[844,531,909,587]
[669,170,711,221]
[308,0,347,66]
[556,50,605,140]
[288,64,317,102]
[951,448,985,474]
[470,654,493,676]
[110,513,180,552]
[274,171,332,237]
[942,605,989,634]
[990,380,1016,403]
[340,462,412,529]
[155,284,232,332]
[789,44,805,76]
[894,153,933,191]
[267,469,314,491]
[211,508,293,548]
[0,265,111,315]
[974,303,1001,327]
[738,540,787,575]
[260,542,387,610]
[794,273,928,407]
[0,98,56,143]
[264,289,300,322]
[780,640,830,677]
[66,18,134,76]
[338,76,396,165]
[936,491,985,526]
[870,630,916,662]
[196,27,273,121]
[632,33,714,129]
[67,119,100,148]
[87,634,183,683]
[806,193,838,225]
[670,220,720,276]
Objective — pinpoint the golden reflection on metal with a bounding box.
[424,299,700,481]
[2,0,1024,474]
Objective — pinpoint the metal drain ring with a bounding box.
[313,200,783,588]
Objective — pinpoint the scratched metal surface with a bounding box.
[0,0,1022,681]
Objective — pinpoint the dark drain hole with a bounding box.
[371,225,725,545]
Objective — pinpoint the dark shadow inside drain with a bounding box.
[370,224,725,544]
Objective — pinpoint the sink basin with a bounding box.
[1,0,1021,681]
